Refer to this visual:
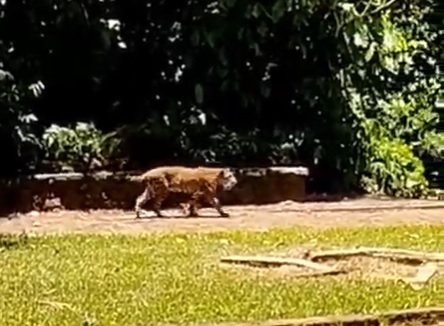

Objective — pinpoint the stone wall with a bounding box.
[0,167,309,215]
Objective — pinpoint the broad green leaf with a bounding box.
[260,84,271,98]
[365,42,377,62]
[257,22,268,37]
[217,67,228,78]
[221,80,230,92]
[195,84,204,104]
[219,48,228,66]
[99,28,111,50]
[353,32,368,48]
[252,3,261,18]
[223,0,236,9]
[204,31,215,48]
[191,31,200,46]
[254,43,261,55]
[237,27,244,40]
[0,69,14,81]
[271,0,286,22]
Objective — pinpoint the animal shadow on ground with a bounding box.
[140,191,230,219]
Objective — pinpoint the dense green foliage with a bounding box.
[0,0,442,195]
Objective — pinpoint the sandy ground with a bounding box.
[0,198,442,234]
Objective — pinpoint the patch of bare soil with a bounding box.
[0,198,442,235]
[219,247,444,288]
[253,248,417,280]
[221,257,418,281]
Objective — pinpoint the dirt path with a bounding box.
[0,198,442,234]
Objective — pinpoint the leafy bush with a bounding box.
[0,0,441,195]
[344,11,442,196]
[0,68,44,176]
[42,122,119,172]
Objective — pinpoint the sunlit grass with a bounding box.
[0,225,441,325]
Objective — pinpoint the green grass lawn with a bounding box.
[0,225,442,326]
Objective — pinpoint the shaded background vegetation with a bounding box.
[0,0,442,196]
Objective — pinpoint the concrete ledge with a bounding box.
[0,166,309,214]
[197,307,444,326]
